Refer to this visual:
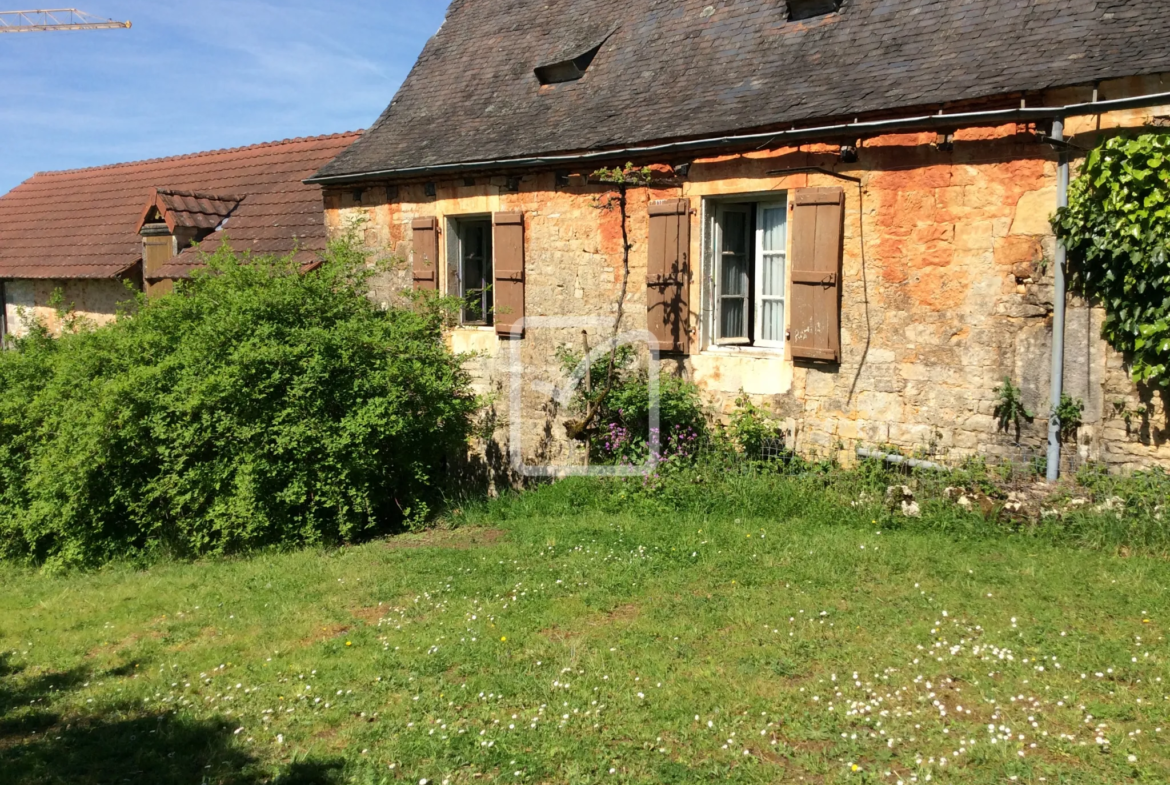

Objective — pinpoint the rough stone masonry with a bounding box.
[325,77,1170,480]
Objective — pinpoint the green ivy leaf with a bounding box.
[1055,133,1170,388]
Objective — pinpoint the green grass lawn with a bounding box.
[1,478,1168,784]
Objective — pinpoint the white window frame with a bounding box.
[712,202,752,346]
[753,201,787,349]
[451,215,493,327]
[707,195,789,351]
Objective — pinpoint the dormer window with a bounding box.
[535,42,603,85]
[788,0,842,22]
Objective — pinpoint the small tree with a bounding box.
[1053,393,1085,443]
[993,377,1034,443]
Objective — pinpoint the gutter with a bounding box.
[306,90,1170,185]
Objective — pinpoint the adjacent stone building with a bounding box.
[0,132,360,340]
[310,0,1170,476]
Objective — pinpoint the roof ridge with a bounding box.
[156,188,247,201]
[30,130,364,179]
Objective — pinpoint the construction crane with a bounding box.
[0,8,130,33]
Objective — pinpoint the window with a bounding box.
[710,198,788,348]
[787,0,843,22]
[455,218,493,325]
[535,43,602,85]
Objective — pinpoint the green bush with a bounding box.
[0,236,478,570]
[727,392,787,459]
[1054,133,1170,386]
[555,345,709,465]
[993,377,1033,438]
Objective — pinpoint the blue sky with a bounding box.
[0,1,450,193]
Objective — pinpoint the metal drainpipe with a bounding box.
[1046,118,1070,482]
[0,279,7,349]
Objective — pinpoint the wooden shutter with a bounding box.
[646,198,691,353]
[789,187,844,361]
[411,216,439,291]
[493,212,525,338]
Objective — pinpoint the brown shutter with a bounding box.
[411,216,439,291]
[140,226,176,299]
[493,212,525,338]
[789,187,844,362]
[646,198,691,353]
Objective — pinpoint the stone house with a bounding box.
[310,0,1170,476]
[0,132,360,340]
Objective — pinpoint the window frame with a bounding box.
[451,215,494,327]
[705,193,790,352]
[712,202,752,346]
[753,201,788,349]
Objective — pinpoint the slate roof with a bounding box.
[0,132,361,280]
[315,0,1170,182]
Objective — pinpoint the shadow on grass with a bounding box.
[0,653,343,785]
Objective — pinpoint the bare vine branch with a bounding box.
[565,163,653,440]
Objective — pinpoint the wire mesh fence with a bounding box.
[642,427,1105,509]
[558,418,1167,553]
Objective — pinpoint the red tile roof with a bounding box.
[136,188,245,234]
[0,132,362,280]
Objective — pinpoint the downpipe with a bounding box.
[1046,119,1070,483]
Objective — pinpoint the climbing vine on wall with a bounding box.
[1053,133,1170,386]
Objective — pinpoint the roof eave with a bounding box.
[307,89,1170,187]
[0,260,140,280]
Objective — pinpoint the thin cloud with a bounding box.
[0,0,449,191]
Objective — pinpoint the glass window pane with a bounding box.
[760,206,786,252]
[722,211,747,254]
[716,206,750,341]
[720,298,745,339]
[460,220,492,323]
[761,252,784,298]
[761,300,784,343]
[721,253,747,296]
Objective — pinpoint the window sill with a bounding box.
[455,324,496,332]
[701,344,787,360]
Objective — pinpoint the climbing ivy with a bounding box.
[1053,133,1170,386]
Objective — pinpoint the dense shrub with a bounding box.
[555,345,708,464]
[727,392,788,459]
[1054,133,1170,386]
[0,237,478,569]
[554,344,799,466]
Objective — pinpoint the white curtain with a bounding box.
[758,205,786,344]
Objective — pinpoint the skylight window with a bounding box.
[787,0,842,22]
[535,42,603,85]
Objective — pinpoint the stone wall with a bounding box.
[3,277,133,340]
[325,76,1170,477]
